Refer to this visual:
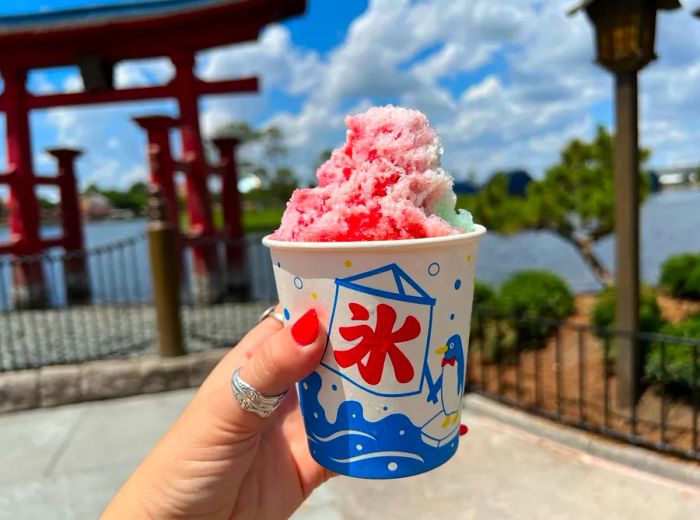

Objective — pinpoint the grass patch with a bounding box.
[243,207,285,233]
[179,206,284,234]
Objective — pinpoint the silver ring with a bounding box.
[259,305,285,324]
[231,368,288,418]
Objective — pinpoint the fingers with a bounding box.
[240,309,323,397]
[203,309,325,433]
[232,305,285,359]
[191,308,325,438]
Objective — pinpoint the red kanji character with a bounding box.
[335,302,421,385]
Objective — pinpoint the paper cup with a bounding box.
[262,225,486,479]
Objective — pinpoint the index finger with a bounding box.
[231,305,285,359]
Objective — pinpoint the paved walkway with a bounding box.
[1,391,699,519]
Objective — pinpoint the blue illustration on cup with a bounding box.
[298,264,465,479]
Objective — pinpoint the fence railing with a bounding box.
[0,233,277,371]
[0,235,153,369]
[467,308,700,462]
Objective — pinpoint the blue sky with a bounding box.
[1,0,700,194]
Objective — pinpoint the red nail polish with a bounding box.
[459,424,469,436]
[291,309,319,346]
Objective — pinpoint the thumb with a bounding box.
[241,309,323,395]
[234,309,325,429]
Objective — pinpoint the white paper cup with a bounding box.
[263,225,486,479]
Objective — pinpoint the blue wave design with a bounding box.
[311,430,376,442]
[329,451,424,464]
[299,371,458,479]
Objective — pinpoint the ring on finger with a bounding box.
[230,368,288,418]
[259,305,285,325]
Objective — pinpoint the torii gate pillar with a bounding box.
[3,67,48,309]
[47,148,90,305]
[213,136,248,300]
[171,52,223,301]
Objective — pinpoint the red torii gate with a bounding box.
[0,0,305,307]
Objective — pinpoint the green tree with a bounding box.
[83,183,101,196]
[214,121,299,208]
[38,197,58,209]
[219,121,260,143]
[314,148,333,170]
[464,126,650,286]
[214,122,288,184]
[88,181,150,213]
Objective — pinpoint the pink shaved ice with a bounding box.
[271,105,473,242]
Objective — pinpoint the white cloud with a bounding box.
[638,7,700,166]
[28,72,57,95]
[257,0,545,181]
[62,74,83,93]
[115,58,174,88]
[201,25,322,94]
[412,43,495,79]
[42,100,175,190]
[197,24,325,158]
[265,0,700,181]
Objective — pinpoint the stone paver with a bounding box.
[0,301,269,371]
[293,415,700,520]
[1,391,699,520]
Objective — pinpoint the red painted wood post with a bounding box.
[212,137,249,300]
[133,116,181,233]
[2,67,48,309]
[47,148,91,305]
[133,115,183,284]
[170,52,222,302]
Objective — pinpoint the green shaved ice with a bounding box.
[450,208,475,230]
[432,189,475,232]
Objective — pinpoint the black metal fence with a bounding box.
[0,235,152,369]
[178,234,277,349]
[467,309,700,462]
[0,233,276,371]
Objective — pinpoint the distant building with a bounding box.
[502,170,533,196]
[654,165,700,189]
[453,180,479,195]
[80,192,113,220]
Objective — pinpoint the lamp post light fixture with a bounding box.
[570,0,681,408]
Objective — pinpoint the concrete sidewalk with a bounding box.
[1,391,699,520]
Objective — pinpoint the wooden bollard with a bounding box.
[147,185,184,357]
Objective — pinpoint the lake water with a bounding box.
[477,189,700,292]
[0,189,698,299]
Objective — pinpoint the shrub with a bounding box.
[645,314,700,392]
[686,265,700,300]
[470,281,510,363]
[659,253,700,300]
[473,319,519,364]
[590,286,665,368]
[473,281,497,310]
[498,270,575,349]
[590,286,664,333]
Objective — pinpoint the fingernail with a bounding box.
[459,424,469,436]
[291,309,319,346]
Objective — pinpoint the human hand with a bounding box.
[102,308,332,520]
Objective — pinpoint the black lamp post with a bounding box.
[570,0,681,408]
